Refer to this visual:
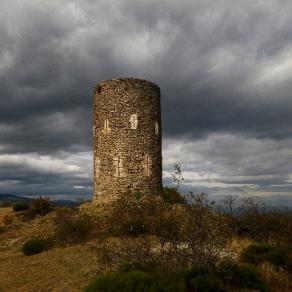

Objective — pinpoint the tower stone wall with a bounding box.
[93,78,162,204]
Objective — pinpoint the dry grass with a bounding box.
[228,238,292,291]
[229,237,254,256]
[259,262,292,292]
[0,207,105,291]
[0,243,101,292]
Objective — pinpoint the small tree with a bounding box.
[171,164,184,191]
[221,195,236,215]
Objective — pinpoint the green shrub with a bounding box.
[189,275,226,292]
[13,202,30,212]
[84,270,159,292]
[216,261,269,291]
[179,266,226,292]
[84,270,186,292]
[240,244,290,271]
[21,238,51,256]
[182,265,209,281]
[54,209,95,244]
[162,187,186,204]
[84,263,268,292]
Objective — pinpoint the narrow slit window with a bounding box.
[102,119,111,134]
[130,114,138,129]
[142,154,152,176]
[95,157,101,178]
[155,121,159,135]
[113,156,125,177]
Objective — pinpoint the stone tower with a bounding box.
[93,78,162,204]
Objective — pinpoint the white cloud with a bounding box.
[0,152,89,175]
[163,134,292,194]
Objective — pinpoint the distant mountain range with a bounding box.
[0,194,32,203]
[0,194,79,207]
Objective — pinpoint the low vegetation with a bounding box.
[84,261,269,292]
[240,244,292,272]
[0,226,5,234]
[1,182,292,291]
[161,187,186,204]
[89,189,292,291]
[53,208,96,244]
[21,238,51,256]
[13,202,30,212]
[20,196,53,221]
[216,261,269,291]
[0,201,13,208]
[29,197,52,217]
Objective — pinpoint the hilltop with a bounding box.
[0,192,292,291]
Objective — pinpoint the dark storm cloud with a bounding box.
[0,0,292,199]
[2,0,292,144]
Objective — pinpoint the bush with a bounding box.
[216,261,269,291]
[155,215,181,241]
[21,238,51,256]
[189,275,226,292]
[107,192,165,237]
[180,266,226,292]
[104,192,230,271]
[85,262,269,292]
[84,269,186,292]
[161,187,186,204]
[13,202,30,212]
[240,244,291,271]
[54,208,95,244]
[22,197,53,220]
[30,197,52,216]
[168,196,230,269]
[234,204,292,247]
[84,270,157,292]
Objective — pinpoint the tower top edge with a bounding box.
[96,78,160,90]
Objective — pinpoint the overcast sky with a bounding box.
[1,0,292,204]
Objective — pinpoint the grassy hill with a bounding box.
[0,192,291,291]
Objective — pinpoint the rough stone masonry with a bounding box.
[93,78,162,204]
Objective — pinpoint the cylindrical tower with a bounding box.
[93,78,162,204]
